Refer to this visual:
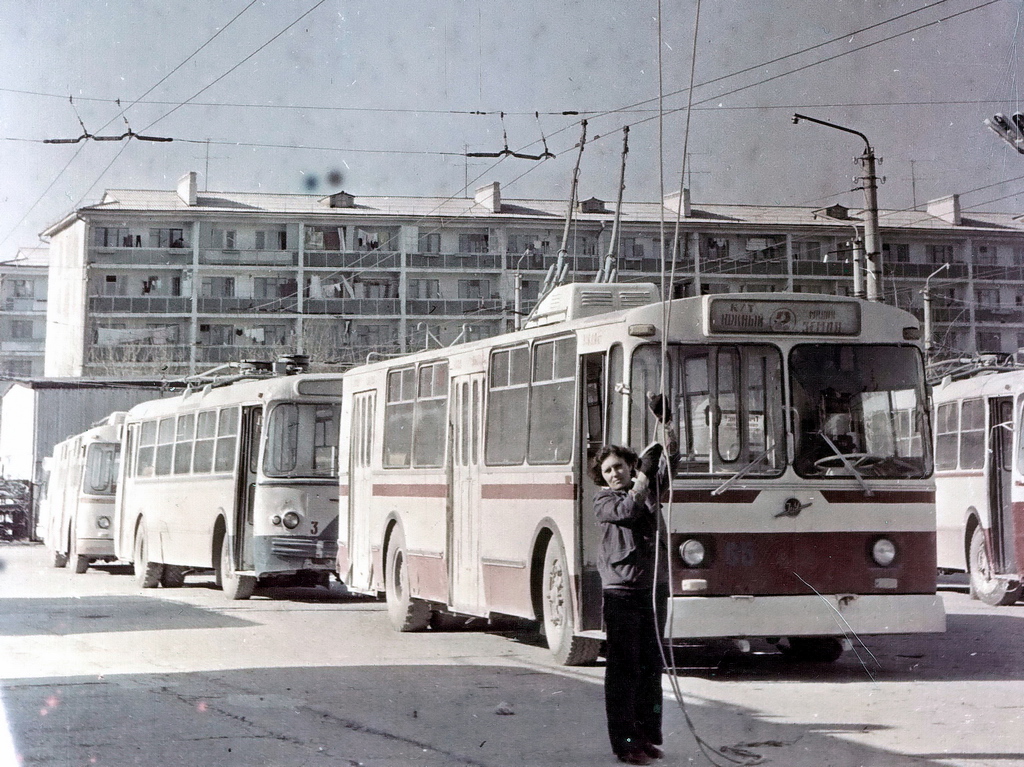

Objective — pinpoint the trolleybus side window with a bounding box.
[528,336,576,465]
[214,407,239,472]
[155,417,175,476]
[607,344,624,444]
[264,402,341,477]
[934,401,959,470]
[137,420,157,477]
[413,362,448,468]
[485,344,530,465]
[384,367,416,467]
[716,348,741,462]
[959,398,985,470]
[193,410,217,473]
[174,414,195,475]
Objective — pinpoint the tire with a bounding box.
[51,548,68,569]
[969,527,1023,606]
[160,565,187,588]
[133,525,164,588]
[217,533,256,600]
[783,637,845,663]
[70,532,89,574]
[541,536,601,666]
[384,528,430,631]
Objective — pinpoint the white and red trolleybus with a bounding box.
[933,368,1024,605]
[114,362,343,598]
[337,283,945,664]
[42,412,124,573]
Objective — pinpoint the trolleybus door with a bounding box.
[577,352,607,632]
[448,373,485,615]
[234,406,261,571]
[989,398,1020,575]
[347,391,376,589]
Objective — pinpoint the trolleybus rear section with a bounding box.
[338,285,945,664]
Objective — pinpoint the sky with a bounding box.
[2,0,1024,258]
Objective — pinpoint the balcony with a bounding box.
[86,344,190,364]
[197,297,298,313]
[199,249,298,266]
[89,296,191,313]
[0,340,43,353]
[304,250,400,269]
[89,247,192,266]
[407,252,502,270]
[1,298,46,313]
[406,298,505,317]
[303,298,401,315]
[886,262,970,280]
[975,306,1024,323]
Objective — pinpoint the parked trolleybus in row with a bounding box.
[933,368,1024,605]
[42,412,124,573]
[336,283,945,664]
[114,358,343,598]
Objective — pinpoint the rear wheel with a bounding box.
[70,530,89,574]
[385,528,430,631]
[783,637,845,663]
[217,533,256,600]
[969,527,1023,606]
[133,525,163,588]
[541,536,601,666]
[160,565,187,588]
[51,548,68,569]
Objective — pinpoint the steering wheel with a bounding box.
[813,452,884,470]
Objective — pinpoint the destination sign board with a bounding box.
[708,298,861,335]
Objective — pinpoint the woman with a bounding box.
[591,406,677,765]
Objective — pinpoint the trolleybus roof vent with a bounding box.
[524,282,658,328]
[274,354,310,376]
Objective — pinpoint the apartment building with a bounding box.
[1,247,48,377]
[40,172,1024,377]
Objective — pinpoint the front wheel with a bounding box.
[133,525,164,588]
[51,548,68,569]
[217,533,256,600]
[384,528,430,631]
[70,531,89,574]
[541,536,600,666]
[969,527,1023,606]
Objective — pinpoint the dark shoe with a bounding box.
[616,750,654,765]
[642,743,665,760]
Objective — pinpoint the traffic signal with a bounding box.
[984,112,1024,154]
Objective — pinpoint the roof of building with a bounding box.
[1,247,49,269]
[40,179,1024,237]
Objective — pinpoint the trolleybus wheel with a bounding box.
[160,565,187,588]
[133,526,164,588]
[541,536,600,666]
[385,528,430,631]
[217,534,256,600]
[783,636,845,663]
[969,527,1023,606]
[51,548,68,569]
[71,541,89,574]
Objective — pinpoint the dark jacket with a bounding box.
[594,484,668,591]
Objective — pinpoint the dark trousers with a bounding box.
[602,585,668,755]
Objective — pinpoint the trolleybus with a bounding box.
[336,283,944,664]
[114,362,343,598]
[933,368,1024,605]
[42,412,124,573]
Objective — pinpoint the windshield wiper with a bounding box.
[711,447,772,496]
[818,432,874,496]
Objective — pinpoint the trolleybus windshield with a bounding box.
[790,344,931,479]
[263,402,340,478]
[84,443,119,496]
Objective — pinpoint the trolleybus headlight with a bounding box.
[871,538,897,567]
[679,539,706,567]
[282,511,301,530]
[96,516,111,529]
[271,515,282,526]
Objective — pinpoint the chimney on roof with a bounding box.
[663,189,691,217]
[927,194,961,225]
[579,197,608,214]
[176,172,198,206]
[474,182,501,213]
[325,191,355,208]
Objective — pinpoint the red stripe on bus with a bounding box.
[481,484,577,500]
[671,489,761,503]
[820,490,934,504]
[373,484,448,498]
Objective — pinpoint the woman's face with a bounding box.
[601,454,633,491]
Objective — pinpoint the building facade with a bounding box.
[41,172,1024,377]
[1,247,48,377]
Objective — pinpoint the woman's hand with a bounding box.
[629,470,649,499]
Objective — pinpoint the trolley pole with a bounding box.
[922,262,950,365]
[793,113,883,301]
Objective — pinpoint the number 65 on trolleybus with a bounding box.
[114,359,344,598]
[933,368,1024,606]
[336,283,945,664]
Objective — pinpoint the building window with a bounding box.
[252,325,288,345]
[926,244,955,263]
[102,275,125,296]
[201,277,235,297]
[2,359,32,376]
[703,237,730,260]
[418,233,441,253]
[360,280,393,299]
[408,279,440,299]
[199,324,237,345]
[11,320,32,339]
[458,233,489,254]
[254,277,294,299]
[149,228,185,248]
[93,227,131,247]
[973,243,997,264]
[10,279,33,297]
[621,238,646,261]
[882,243,910,263]
[794,241,822,261]
[356,324,394,347]
[977,331,1002,353]
[255,231,266,250]
[458,279,490,299]
[976,287,1000,307]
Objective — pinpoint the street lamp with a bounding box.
[792,113,883,301]
[922,262,950,366]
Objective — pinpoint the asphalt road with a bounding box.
[1,542,1022,767]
